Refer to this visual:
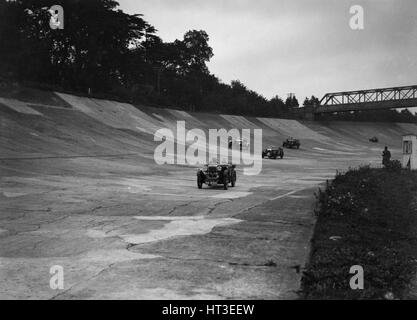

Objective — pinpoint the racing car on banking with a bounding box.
[197,163,236,190]
[283,137,300,149]
[228,138,249,151]
[262,146,284,159]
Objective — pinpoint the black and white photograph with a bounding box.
[1,0,417,307]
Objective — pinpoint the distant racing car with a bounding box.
[262,146,284,159]
[197,163,236,190]
[228,138,249,151]
[283,138,300,149]
[369,136,379,143]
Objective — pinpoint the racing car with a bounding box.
[228,138,249,151]
[262,146,284,159]
[283,137,300,149]
[197,163,236,190]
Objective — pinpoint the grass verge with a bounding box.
[301,165,417,299]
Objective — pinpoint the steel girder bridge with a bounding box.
[315,85,417,114]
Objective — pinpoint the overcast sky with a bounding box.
[118,0,417,101]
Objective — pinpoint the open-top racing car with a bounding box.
[283,137,300,149]
[369,136,379,143]
[228,138,249,151]
[262,146,284,159]
[197,163,236,190]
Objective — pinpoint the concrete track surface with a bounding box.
[0,90,415,299]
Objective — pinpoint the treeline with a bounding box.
[0,0,297,117]
[0,0,416,122]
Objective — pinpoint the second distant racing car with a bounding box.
[262,146,284,159]
[283,138,300,149]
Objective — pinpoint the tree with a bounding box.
[182,30,213,74]
[0,0,317,119]
[285,95,299,108]
[0,0,150,91]
[269,95,287,115]
[303,95,320,106]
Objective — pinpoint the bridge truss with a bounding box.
[315,85,417,113]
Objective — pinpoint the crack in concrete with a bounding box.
[50,262,116,300]
[11,214,71,236]
[166,197,232,216]
[205,199,233,215]
[104,223,132,235]
[151,254,284,269]
[233,188,311,217]
[206,234,292,241]
[167,202,194,216]
[253,219,313,228]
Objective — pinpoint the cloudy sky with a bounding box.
[118,0,417,101]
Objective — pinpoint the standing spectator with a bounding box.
[382,146,391,167]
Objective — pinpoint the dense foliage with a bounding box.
[302,166,417,299]
[0,0,295,117]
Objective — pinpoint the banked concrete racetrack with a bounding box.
[0,88,415,299]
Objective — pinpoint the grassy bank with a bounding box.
[301,165,417,299]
